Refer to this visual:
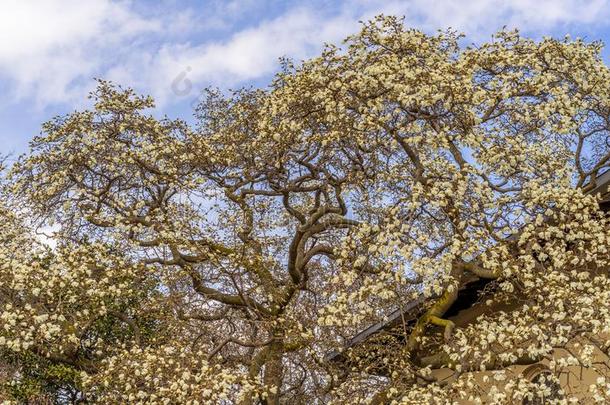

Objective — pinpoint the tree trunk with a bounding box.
[262,341,284,405]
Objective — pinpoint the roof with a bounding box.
[590,169,610,209]
[327,170,610,365]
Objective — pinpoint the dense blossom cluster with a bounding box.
[82,344,259,404]
[0,15,609,404]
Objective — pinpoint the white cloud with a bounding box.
[0,0,161,106]
[0,0,608,109]
[380,0,610,39]
[106,8,360,105]
[35,223,59,250]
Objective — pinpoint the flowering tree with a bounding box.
[2,16,610,404]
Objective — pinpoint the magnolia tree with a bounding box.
[1,16,610,404]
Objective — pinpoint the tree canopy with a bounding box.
[1,15,610,404]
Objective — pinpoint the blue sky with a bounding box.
[1,0,610,158]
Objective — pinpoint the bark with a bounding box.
[262,341,284,405]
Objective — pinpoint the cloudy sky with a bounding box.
[1,0,610,156]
